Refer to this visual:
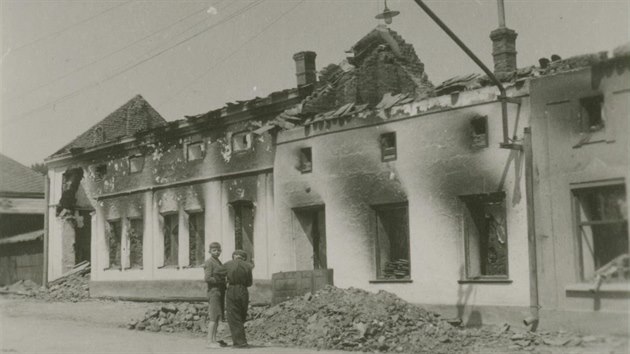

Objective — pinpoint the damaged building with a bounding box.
[0,153,45,286]
[43,22,628,332]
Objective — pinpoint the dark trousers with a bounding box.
[226,285,249,346]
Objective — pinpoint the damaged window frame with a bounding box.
[231,200,254,262]
[579,95,605,134]
[470,115,489,149]
[371,202,411,283]
[93,164,107,181]
[160,212,180,269]
[128,154,144,174]
[572,181,628,283]
[299,147,313,173]
[380,132,397,162]
[187,209,205,268]
[105,218,122,271]
[185,141,205,162]
[459,192,510,282]
[231,131,253,153]
[126,217,143,270]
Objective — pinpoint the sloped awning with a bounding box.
[0,230,43,245]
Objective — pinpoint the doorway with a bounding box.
[293,206,327,270]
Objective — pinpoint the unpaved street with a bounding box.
[1,296,628,354]
[0,297,345,354]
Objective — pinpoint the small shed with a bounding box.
[0,153,45,286]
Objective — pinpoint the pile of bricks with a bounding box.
[127,303,210,333]
[0,266,90,302]
[39,270,90,302]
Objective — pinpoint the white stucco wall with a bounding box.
[274,86,532,308]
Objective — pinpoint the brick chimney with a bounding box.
[292,51,317,87]
[490,27,517,74]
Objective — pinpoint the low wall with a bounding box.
[90,279,272,304]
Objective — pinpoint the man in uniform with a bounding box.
[203,242,227,348]
[224,249,253,348]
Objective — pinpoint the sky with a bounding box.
[1,0,628,166]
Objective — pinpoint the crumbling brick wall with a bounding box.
[303,27,433,114]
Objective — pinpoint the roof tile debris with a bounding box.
[0,153,44,196]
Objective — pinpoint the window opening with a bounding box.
[233,201,254,261]
[573,184,628,283]
[380,132,397,162]
[470,116,489,148]
[232,132,252,152]
[461,192,508,278]
[106,220,122,269]
[162,213,179,267]
[128,155,144,173]
[94,164,107,180]
[188,211,205,267]
[128,218,143,269]
[374,203,410,279]
[579,95,604,132]
[300,147,312,173]
[187,142,204,162]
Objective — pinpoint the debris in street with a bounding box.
[0,279,42,296]
[244,285,475,353]
[0,262,90,301]
[123,286,629,354]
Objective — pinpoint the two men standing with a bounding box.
[202,243,253,349]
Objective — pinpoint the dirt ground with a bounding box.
[1,295,627,354]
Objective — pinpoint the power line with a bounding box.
[163,0,306,107]
[10,1,133,52]
[8,4,217,100]
[7,0,266,123]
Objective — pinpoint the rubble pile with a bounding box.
[39,269,90,302]
[382,259,410,279]
[127,302,269,335]
[0,279,42,296]
[245,286,479,353]
[123,286,627,353]
[127,303,209,333]
[0,263,90,301]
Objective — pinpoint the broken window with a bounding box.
[380,132,397,162]
[162,213,179,267]
[128,155,144,174]
[128,218,143,269]
[470,116,489,148]
[232,132,252,152]
[233,201,254,261]
[106,220,122,270]
[461,192,508,278]
[374,203,410,279]
[186,142,204,162]
[94,164,107,180]
[299,147,312,173]
[188,211,205,267]
[580,95,604,132]
[573,183,628,281]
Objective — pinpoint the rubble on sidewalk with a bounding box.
[245,285,479,353]
[123,285,628,353]
[127,300,268,336]
[0,279,42,296]
[0,262,90,302]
